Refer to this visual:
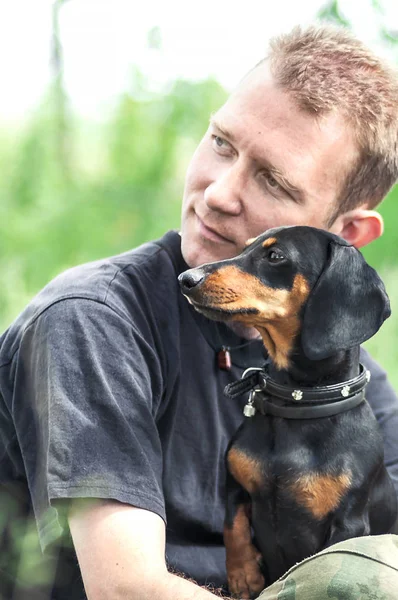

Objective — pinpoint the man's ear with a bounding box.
[329,208,383,249]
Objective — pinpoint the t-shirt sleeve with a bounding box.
[13,297,166,551]
[360,347,398,500]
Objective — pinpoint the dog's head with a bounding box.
[178,226,390,369]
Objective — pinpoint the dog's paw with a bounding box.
[227,552,265,599]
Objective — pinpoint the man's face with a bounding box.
[181,64,359,268]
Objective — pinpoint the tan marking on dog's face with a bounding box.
[257,274,310,369]
[289,472,352,519]
[262,237,277,248]
[201,268,310,368]
[227,447,264,495]
[202,267,308,318]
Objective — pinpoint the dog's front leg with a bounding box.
[325,489,371,548]
[224,469,265,599]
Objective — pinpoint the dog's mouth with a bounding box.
[187,298,259,322]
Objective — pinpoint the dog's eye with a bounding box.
[268,249,285,263]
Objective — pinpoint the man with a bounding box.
[1,24,398,600]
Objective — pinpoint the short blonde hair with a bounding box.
[265,25,398,221]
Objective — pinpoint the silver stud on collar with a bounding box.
[365,369,371,383]
[292,390,303,401]
[341,385,351,397]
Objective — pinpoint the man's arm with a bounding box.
[360,348,398,500]
[68,500,227,600]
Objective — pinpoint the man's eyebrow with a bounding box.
[209,116,237,142]
[268,166,302,197]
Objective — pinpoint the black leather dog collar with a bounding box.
[224,364,370,419]
[252,389,366,419]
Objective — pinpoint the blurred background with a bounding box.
[1,0,398,386]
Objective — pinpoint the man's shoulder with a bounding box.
[0,231,182,364]
[43,238,167,302]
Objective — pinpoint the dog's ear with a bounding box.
[301,241,390,360]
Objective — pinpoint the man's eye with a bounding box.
[268,249,285,263]
[211,135,231,154]
[260,171,284,194]
[266,174,280,188]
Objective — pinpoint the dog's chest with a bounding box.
[227,432,310,494]
[226,416,352,519]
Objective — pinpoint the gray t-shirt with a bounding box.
[0,230,397,598]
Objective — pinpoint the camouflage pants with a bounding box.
[258,535,398,599]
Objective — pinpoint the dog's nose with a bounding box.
[178,269,205,293]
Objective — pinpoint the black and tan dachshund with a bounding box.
[179,226,397,599]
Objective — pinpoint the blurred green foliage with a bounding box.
[362,190,398,387]
[0,75,227,329]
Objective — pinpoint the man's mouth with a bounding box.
[196,214,234,244]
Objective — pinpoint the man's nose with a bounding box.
[204,164,244,215]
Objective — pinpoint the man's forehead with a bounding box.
[233,60,274,96]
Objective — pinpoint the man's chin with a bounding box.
[181,239,238,268]
[180,244,211,269]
